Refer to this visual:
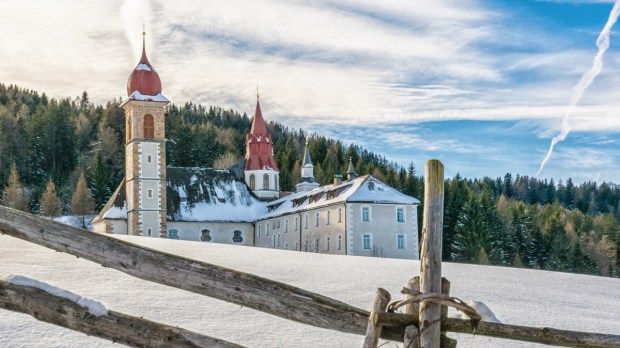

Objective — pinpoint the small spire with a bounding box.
[347,157,357,180]
[256,85,259,100]
[139,25,150,65]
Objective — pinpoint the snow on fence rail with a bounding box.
[1,161,620,347]
[0,277,243,348]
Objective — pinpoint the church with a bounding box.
[92,35,420,260]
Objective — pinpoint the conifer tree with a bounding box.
[2,163,29,212]
[40,179,62,219]
[71,172,95,228]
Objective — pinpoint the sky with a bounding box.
[1,0,620,184]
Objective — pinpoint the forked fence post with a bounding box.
[419,159,444,348]
[363,288,391,348]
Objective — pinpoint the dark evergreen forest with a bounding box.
[1,83,618,277]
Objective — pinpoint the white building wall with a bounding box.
[167,221,254,246]
[244,169,279,199]
[140,211,161,238]
[346,203,419,260]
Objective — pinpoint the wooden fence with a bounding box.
[1,160,619,347]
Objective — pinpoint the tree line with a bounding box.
[0,83,618,276]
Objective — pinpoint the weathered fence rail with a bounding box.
[0,279,243,348]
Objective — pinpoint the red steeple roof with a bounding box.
[244,96,278,171]
[127,33,162,97]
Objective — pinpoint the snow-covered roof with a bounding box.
[93,181,127,222]
[167,167,265,222]
[260,175,419,220]
[126,91,169,103]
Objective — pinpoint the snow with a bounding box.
[2,275,108,317]
[450,300,501,323]
[54,215,96,230]
[1,234,619,348]
[127,91,169,102]
[101,203,126,220]
[135,63,152,71]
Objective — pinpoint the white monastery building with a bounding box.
[93,35,420,260]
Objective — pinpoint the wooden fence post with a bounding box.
[404,276,420,348]
[363,288,391,348]
[419,159,444,348]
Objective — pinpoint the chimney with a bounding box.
[333,174,343,186]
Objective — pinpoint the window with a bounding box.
[284,242,288,250]
[304,214,309,229]
[315,212,320,227]
[304,239,309,252]
[147,189,153,198]
[362,206,370,222]
[232,230,243,243]
[326,236,331,251]
[276,220,280,229]
[275,176,279,190]
[143,114,154,139]
[326,210,330,225]
[272,234,276,248]
[362,234,372,250]
[147,228,152,237]
[285,219,289,233]
[295,217,298,231]
[147,154,152,164]
[249,174,256,190]
[338,207,342,223]
[266,223,270,236]
[397,234,406,250]
[257,225,261,238]
[168,228,179,239]
[397,207,405,223]
[315,238,320,253]
[337,234,342,251]
[277,234,280,247]
[263,174,270,190]
[200,229,211,242]
[295,241,299,251]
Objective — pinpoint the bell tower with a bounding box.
[122,32,169,238]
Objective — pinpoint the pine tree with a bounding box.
[71,172,95,228]
[40,179,62,218]
[2,163,29,212]
[90,150,112,210]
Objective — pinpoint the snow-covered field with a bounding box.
[1,234,619,348]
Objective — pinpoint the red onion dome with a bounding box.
[127,36,162,97]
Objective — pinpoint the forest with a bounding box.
[0,82,618,277]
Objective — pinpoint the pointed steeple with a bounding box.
[250,96,268,136]
[347,157,357,181]
[244,93,278,172]
[302,142,312,167]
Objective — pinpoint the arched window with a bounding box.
[337,234,342,250]
[263,174,270,190]
[200,229,211,242]
[168,228,179,239]
[143,114,154,139]
[249,174,256,190]
[232,230,243,243]
[315,238,320,253]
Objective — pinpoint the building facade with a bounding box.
[93,35,420,260]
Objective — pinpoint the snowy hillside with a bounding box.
[1,234,619,348]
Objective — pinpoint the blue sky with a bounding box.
[1,0,619,184]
